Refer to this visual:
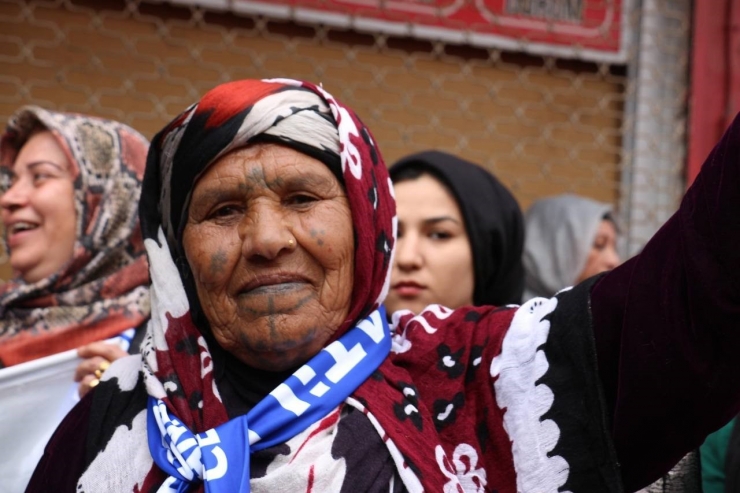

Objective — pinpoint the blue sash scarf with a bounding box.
[147,307,390,492]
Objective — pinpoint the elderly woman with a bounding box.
[28,79,740,492]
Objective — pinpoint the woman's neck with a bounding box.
[218,350,299,418]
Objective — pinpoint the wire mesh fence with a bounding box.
[0,0,691,279]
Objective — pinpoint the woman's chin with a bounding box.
[12,261,51,284]
[385,297,427,317]
[235,289,316,318]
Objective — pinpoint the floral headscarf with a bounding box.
[0,107,150,367]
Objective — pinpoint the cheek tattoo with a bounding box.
[209,250,227,276]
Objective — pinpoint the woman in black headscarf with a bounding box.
[385,150,524,315]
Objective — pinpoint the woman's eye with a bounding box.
[210,205,241,218]
[287,194,317,206]
[32,173,52,185]
[429,231,452,240]
[593,235,610,249]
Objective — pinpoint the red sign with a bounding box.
[231,0,626,62]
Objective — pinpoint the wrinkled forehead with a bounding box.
[157,82,342,249]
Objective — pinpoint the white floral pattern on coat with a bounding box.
[436,443,487,492]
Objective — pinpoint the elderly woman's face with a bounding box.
[182,143,354,371]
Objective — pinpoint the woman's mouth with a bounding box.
[393,281,425,297]
[6,221,40,247]
[238,274,311,297]
[247,282,306,296]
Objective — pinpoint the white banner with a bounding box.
[0,349,81,492]
[0,331,133,493]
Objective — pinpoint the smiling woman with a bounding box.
[1,130,77,283]
[26,79,740,493]
[0,107,152,492]
[0,108,151,367]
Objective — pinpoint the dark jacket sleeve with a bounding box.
[25,391,94,493]
[590,113,740,492]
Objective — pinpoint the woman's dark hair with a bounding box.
[389,161,456,198]
[602,212,620,234]
[390,164,424,183]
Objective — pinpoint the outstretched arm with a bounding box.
[590,113,740,491]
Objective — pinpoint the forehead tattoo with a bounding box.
[229,165,338,196]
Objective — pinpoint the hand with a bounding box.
[75,341,129,398]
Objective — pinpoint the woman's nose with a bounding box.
[239,203,293,261]
[394,234,422,271]
[604,247,620,270]
[0,180,28,212]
